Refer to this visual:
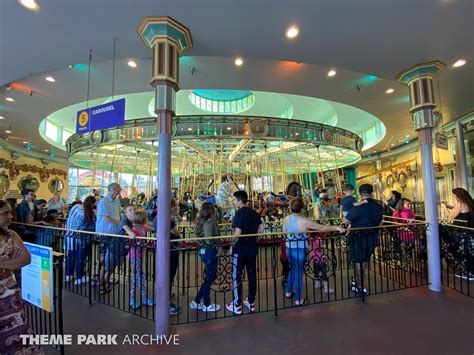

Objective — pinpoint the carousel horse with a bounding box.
[259,182,303,220]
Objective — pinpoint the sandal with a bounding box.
[295,298,307,306]
[285,292,294,299]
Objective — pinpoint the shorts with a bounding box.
[348,235,378,263]
[105,243,126,271]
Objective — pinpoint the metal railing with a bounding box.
[11,221,430,325]
[439,223,473,297]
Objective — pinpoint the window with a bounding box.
[45,120,58,141]
[62,130,73,145]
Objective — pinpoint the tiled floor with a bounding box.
[45,286,473,355]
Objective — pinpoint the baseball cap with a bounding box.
[359,184,374,194]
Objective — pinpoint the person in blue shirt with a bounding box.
[340,184,357,217]
[95,183,122,293]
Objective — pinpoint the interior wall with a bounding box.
[0,148,69,202]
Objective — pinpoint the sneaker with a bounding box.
[65,275,73,282]
[129,300,141,309]
[455,273,474,281]
[201,304,221,312]
[189,300,202,310]
[226,301,242,315]
[357,286,368,295]
[243,298,256,312]
[143,297,155,306]
[351,281,358,293]
[169,303,181,315]
[74,276,89,285]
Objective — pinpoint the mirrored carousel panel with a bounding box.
[67,116,363,177]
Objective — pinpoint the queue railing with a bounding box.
[11,221,429,325]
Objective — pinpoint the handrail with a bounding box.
[438,223,474,231]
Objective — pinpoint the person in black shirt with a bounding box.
[226,191,263,315]
[344,184,383,295]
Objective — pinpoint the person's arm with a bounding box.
[447,203,462,220]
[302,218,344,233]
[0,231,31,270]
[122,224,136,238]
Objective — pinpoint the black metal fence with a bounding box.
[439,223,473,297]
[11,221,429,325]
[22,253,65,355]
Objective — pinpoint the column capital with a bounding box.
[137,16,193,52]
[396,60,445,85]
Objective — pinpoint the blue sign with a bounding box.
[76,98,125,134]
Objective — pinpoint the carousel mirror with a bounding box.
[48,177,64,193]
[386,175,394,188]
[18,174,40,192]
[398,172,408,190]
[0,171,10,199]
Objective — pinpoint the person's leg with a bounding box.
[136,256,147,301]
[65,249,76,277]
[169,250,179,297]
[246,247,258,304]
[202,248,218,306]
[294,248,306,303]
[286,246,295,296]
[194,249,210,304]
[231,248,244,305]
[130,259,137,303]
[76,248,87,279]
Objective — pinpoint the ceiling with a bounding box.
[0,0,472,162]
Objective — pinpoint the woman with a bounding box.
[283,198,344,306]
[189,202,221,312]
[384,190,402,213]
[393,198,417,243]
[0,200,42,354]
[47,191,66,217]
[443,188,474,227]
[64,196,96,285]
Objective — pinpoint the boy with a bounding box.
[340,184,357,218]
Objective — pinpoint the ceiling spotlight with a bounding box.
[45,76,55,82]
[5,126,12,134]
[452,59,467,68]
[68,64,73,69]
[44,149,49,152]
[386,88,394,94]
[187,127,193,131]
[23,141,28,144]
[5,97,14,102]
[18,0,40,11]
[285,25,300,39]
[0,116,4,120]
[227,127,232,130]
[5,84,11,90]
[327,70,337,77]
[127,60,137,68]
[391,143,395,146]
[234,57,244,66]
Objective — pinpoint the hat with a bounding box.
[359,184,374,194]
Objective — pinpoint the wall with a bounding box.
[355,141,456,205]
[0,148,69,202]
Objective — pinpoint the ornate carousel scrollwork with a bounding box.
[211,254,243,293]
[439,224,474,276]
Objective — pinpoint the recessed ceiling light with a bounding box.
[327,70,337,77]
[127,60,137,68]
[187,127,193,131]
[0,116,4,120]
[295,132,299,136]
[5,127,12,134]
[373,150,377,153]
[23,141,28,144]
[18,0,40,11]
[68,64,73,69]
[5,97,14,102]
[285,25,300,39]
[234,57,244,66]
[45,76,55,82]
[227,127,232,130]
[391,143,395,146]
[386,88,394,94]
[44,149,48,152]
[405,134,410,138]
[452,59,467,68]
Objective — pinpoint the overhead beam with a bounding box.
[228,139,252,162]
[176,139,214,162]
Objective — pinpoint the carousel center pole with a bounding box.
[137,16,193,337]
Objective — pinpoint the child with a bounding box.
[129,210,154,309]
[309,232,334,294]
[340,184,357,217]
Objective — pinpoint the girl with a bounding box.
[129,210,153,309]
[189,202,221,312]
[393,198,417,243]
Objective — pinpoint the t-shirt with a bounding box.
[341,195,357,213]
[153,217,180,250]
[232,206,262,246]
[346,199,383,237]
[96,195,122,234]
[16,200,33,224]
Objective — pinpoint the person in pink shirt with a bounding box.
[129,210,153,309]
[392,198,416,243]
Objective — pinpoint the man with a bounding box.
[96,183,122,292]
[340,184,357,218]
[16,189,48,242]
[343,184,383,295]
[226,190,264,315]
